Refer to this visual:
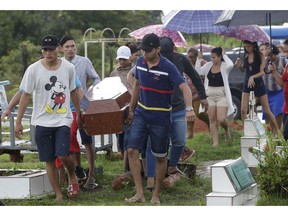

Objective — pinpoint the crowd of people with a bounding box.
[1,31,288,205]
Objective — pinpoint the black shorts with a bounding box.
[35,126,70,162]
[242,78,267,97]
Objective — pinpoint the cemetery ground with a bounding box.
[0,119,287,206]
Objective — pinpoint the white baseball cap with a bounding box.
[116,46,131,60]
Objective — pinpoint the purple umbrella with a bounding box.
[191,43,215,52]
[218,25,270,43]
[162,10,227,51]
[128,24,188,48]
[162,10,227,34]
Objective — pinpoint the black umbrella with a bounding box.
[214,10,288,44]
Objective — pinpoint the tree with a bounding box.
[0,10,163,56]
[0,10,163,98]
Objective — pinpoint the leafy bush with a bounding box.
[252,132,288,198]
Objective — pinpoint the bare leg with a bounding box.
[208,106,218,146]
[259,95,279,137]
[123,150,130,171]
[146,176,155,190]
[217,106,230,142]
[84,144,96,185]
[276,114,283,130]
[241,92,250,123]
[186,121,194,139]
[70,152,81,167]
[59,156,78,186]
[151,156,167,204]
[46,160,63,201]
[141,158,146,176]
[57,165,67,188]
[126,148,145,203]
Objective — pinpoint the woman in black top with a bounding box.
[196,47,234,146]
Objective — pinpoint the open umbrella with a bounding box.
[214,10,288,44]
[191,43,215,52]
[218,25,270,43]
[162,10,227,51]
[128,24,188,48]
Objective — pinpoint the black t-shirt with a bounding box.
[161,52,207,112]
[207,70,224,87]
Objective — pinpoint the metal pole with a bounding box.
[249,91,255,120]
[84,41,88,58]
[102,41,105,80]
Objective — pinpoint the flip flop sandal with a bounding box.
[124,196,145,203]
[67,183,80,198]
[146,187,154,192]
[83,182,99,190]
[168,169,185,176]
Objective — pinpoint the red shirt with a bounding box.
[282,64,288,114]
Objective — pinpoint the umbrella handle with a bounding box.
[238,40,243,58]
[200,33,202,52]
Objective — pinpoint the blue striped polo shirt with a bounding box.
[135,55,185,125]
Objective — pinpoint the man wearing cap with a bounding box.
[110,45,133,169]
[14,35,83,201]
[125,33,193,205]
[144,36,208,186]
[111,45,133,91]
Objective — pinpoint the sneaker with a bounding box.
[75,166,87,181]
[179,148,195,163]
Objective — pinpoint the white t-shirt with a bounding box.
[20,59,76,127]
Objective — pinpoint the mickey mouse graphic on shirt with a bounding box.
[45,76,67,114]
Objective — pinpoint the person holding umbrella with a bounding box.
[235,40,279,137]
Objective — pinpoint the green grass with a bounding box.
[0,126,244,206]
[0,152,212,206]
[4,125,284,206]
[187,129,243,164]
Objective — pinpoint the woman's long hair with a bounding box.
[243,40,261,66]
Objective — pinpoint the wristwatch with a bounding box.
[186,106,194,112]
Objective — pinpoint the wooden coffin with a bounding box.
[82,77,131,135]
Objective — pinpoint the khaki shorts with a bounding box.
[206,86,228,107]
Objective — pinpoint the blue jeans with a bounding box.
[146,109,186,177]
[145,136,156,177]
[169,109,187,167]
[127,113,170,157]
